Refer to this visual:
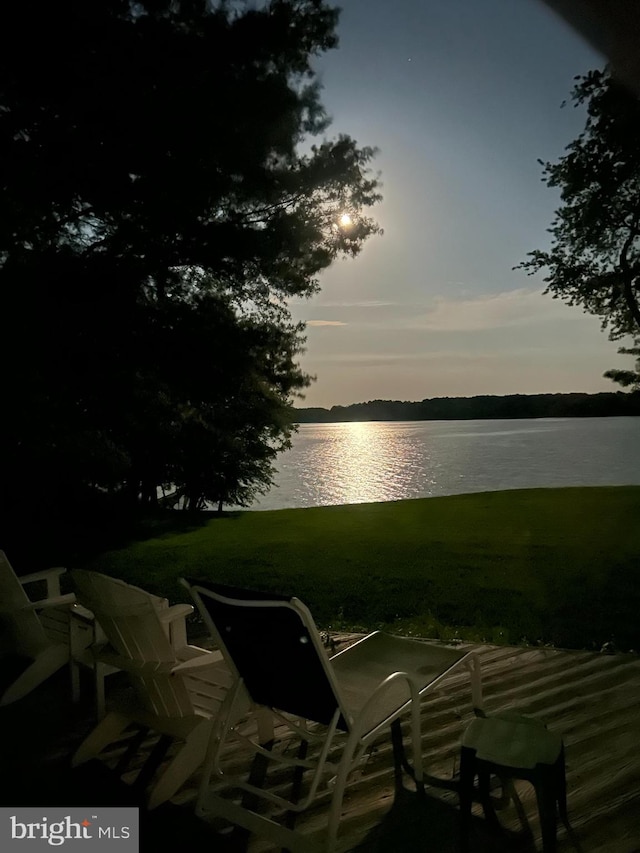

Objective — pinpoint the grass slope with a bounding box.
[85,486,640,650]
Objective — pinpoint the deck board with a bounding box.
[2,639,640,852]
[231,641,640,852]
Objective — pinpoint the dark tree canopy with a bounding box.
[0,0,381,523]
[517,68,640,386]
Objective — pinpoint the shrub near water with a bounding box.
[85,486,640,651]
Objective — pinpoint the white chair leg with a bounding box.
[0,644,69,706]
[326,735,360,853]
[146,720,212,809]
[72,711,132,767]
[411,698,424,786]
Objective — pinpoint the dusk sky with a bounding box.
[289,0,634,409]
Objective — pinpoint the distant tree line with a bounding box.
[294,392,640,423]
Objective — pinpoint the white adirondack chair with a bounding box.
[69,579,194,720]
[70,570,238,809]
[0,550,76,706]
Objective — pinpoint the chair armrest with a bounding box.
[19,566,67,599]
[96,648,223,677]
[20,592,76,610]
[158,603,194,623]
[19,566,67,585]
[69,603,95,624]
[170,650,225,675]
[349,670,421,739]
[158,603,194,649]
[96,650,175,675]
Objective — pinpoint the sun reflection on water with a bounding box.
[299,421,439,506]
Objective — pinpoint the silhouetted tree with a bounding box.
[517,68,640,386]
[0,0,381,519]
[603,339,640,389]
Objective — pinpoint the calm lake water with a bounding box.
[250,417,640,510]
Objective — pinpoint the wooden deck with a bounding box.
[2,640,640,852]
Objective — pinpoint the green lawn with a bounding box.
[84,486,640,651]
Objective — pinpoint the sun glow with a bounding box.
[339,213,353,227]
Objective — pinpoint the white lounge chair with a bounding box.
[183,578,483,853]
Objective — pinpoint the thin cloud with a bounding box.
[312,351,500,365]
[292,300,396,309]
[412,288,579,332]
[316,300,396,309]
[297,290,585,333]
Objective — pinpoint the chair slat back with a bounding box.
[72,570,174,661]
[0,551,48,657]
[187,581,349,729]
[72,570,194,718]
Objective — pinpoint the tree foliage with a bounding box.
[517,68,640,385]
[0,0,381,520]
